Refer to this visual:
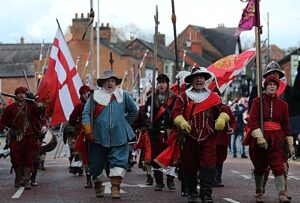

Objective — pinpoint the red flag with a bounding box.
[207,48,256,93]
[235,0,259,36]
[37,27,82,125]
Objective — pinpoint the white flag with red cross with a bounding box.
[37,27,82,125]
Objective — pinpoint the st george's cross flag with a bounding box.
[37,27,82,125]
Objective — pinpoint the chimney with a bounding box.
[156,32,165,46]
[190,32,202,55]
[100,22,111,41]
[71,12,90,40]
[20,36,24,44]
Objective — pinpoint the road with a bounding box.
[1,137,300,203]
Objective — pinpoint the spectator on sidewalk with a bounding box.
[231,98,248,158]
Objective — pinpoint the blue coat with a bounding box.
[82,89,137,147]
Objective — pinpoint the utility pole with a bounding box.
[267,12,270,63]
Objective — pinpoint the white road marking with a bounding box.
[240,175,252,179]
[223,198,240,203]
[288,176,300,180]
[102,182,152,194]
[12,187,25,199]
[231,170,241,174]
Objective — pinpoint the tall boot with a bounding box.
[262,168,270,194]
[30,168,38,186]
[14,167,23,188]
[94,181,104,198]
[275,175,290,203]
[185,176,198,203]
[254,174,264,203]
[85,170,93,188]
[154,170,164,191]
[213,164,224,187]
[167,175,176,191]
[23,168,32,190]
[111,176,122,199]
[146,174,153,185]
[199,167,214,203]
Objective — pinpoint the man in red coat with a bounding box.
[249,75,294,202]
[171,67,231,203]
[69,85,92,188]
[143,74,177,191]
[214,103,237,187]
[0,87,46,189]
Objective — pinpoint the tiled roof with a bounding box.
[0,43,50,77]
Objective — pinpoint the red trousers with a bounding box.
[10,135,37,169]
[249,146,285,176]
[216,145,228,165]
[181,135,216,176]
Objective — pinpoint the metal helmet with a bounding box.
[266,60,281,72]
[263,60,284,79]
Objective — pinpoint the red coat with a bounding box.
[215,104,237,146]
[0,101,45,134]
[69,102,88,165]
[248,93,289,148]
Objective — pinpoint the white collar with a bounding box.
[93,88,123,106]
[185,86,211,103]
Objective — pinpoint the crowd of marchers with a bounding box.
[1,60,300,203]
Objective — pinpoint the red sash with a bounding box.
[153,97,174,123]
[93,95,115,119]
[192,92,221,116]
[264,121,281,131]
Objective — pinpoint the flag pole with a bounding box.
[254,0,264,132]
[96,0,100,79]
[171,0,181,93]
[151,5,159,125]
[89,0,95,87]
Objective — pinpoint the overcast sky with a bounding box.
[1,0,300,50]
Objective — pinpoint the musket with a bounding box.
[22,70,32,92]
[151,5,159,125]
[120,71,128,89]
[171,0,181,93]
[129,49,149,92]
[0,91,36,103]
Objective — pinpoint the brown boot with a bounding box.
[279,190,290,203]
[111,176,122,199]
[23,168,32,190]
[254,175,264,203]
[254,189,264,203]
[275,175,290,203]
[14,167,23,188]
[94,181,104,197]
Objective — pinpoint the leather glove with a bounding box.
[83,124,92,134]
[85,133,96,142]
[174,115,191,133]
[251,128,268,149]
[286,136,295,156]
[219,112,230,122]
[215,117,225,131]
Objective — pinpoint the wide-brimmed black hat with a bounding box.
[263,61,285,79]
[184,67,213,83]
[97,70,122,87]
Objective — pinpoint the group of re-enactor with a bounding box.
[0,60,299,203]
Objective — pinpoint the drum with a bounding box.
[40,129,58,154]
